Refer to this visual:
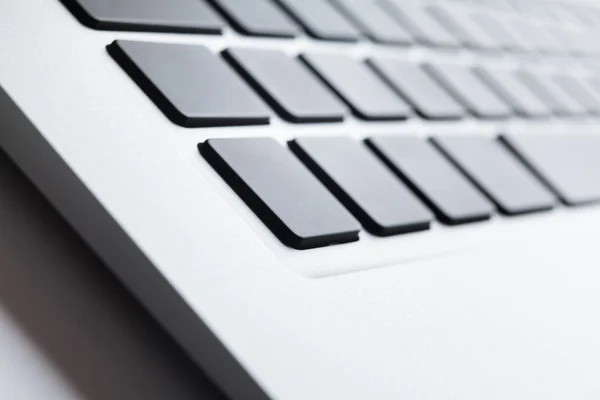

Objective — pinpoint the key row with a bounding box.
[200,134,600,249]
[62,0,600,55]
[108,40,600,128]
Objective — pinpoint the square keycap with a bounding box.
[331,0,413,45]
[423,63,512,119]
[201,138,360,249]
[517,71,587,116]
[108,41,270,127]
[290,137,431,236]
[553,75,600,114]
[301,53,411,120]
[379,1,461,48]
[431,137,555,215]
[427,4,497,50]
[61,0,223,33]
[275,0,361,41]
[224,48,347,123]
[367,136,493,224]
[470,13,523,51]
[474,67,552,118]
[368,58,465,120]
[500,134,600,206]
[211,0,300,38]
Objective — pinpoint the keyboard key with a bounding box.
[378,2,461,48]
[553,75,600,114]
[423,63,512,119]
[210,0,300,38]
[367,136,493,225]
[368,58,465,120]
[500,134,600,206]
[108,41,270,127]
[427,4,497,50]
[275,0,361,42]
[61,0,223,33]
[431,137,556,215]
[470,13,523,52]
[516,71,587,116]
[474,67,551,118]
[200,138,360,249]
[223,48,347,123]
[331,0,413,45]
[289,137,431,236]
[301,53,411,120]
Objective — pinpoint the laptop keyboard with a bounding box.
[62,0,600,250]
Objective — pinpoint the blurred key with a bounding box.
[470,13,522,51]
[201,138,361,249]
[553,75,600,114]
[474,67,551,118]
[517,71,587,116]
[211,0,300,38]
[290,137,432,235]
[275,0,360,41]
[379,1,460,48]
[431,136,555,215]
[367,136,493,224]
[423,63,512,119]
[331,0,413,45]
[61,0,223,33]
[302,53,412,120]
[500,134,600,206]
[427,4,497,50]
[368,58,465,120]
[224,48,347,123]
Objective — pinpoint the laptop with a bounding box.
[2,0,600,398]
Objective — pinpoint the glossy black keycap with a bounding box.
[61,0,223,33]
[289,137,431,236]
[427,4,497,50]
[331,0,413,45]
[500,134,600,206]
[223,48,347,123]
[200,138,361,249]
[516,71,587,116]
[474,67,551,118]
[431,137,555,215]
[553,75,600,114]
[210,0,300,38]
[301,53,411,120]
[423,63,512,119]
[368,58,465,120]
[108,41,270,127]
[379,1,460,48]
[367,136,493,225]
[275,0,361,42]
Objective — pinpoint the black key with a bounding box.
[516,71,587,116]
[108,41,270,127]
[223,48,347,123]
[427,4,497,50]
[500,134,600,206]
[331,0,413,45]
[423,63,512,119]
[474,67,551,118]
[200,138,360,249]
[367,136,493,225]
[289,137,431,236]
[275,0,361,42]
[61,0,223,33]
[368,58,465,120]
[470,13,523,51]
[378,2,460,48]
[553,75,600,114]
[210,0,300,38]
[431,137,555,215]
[301,53,411,120]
